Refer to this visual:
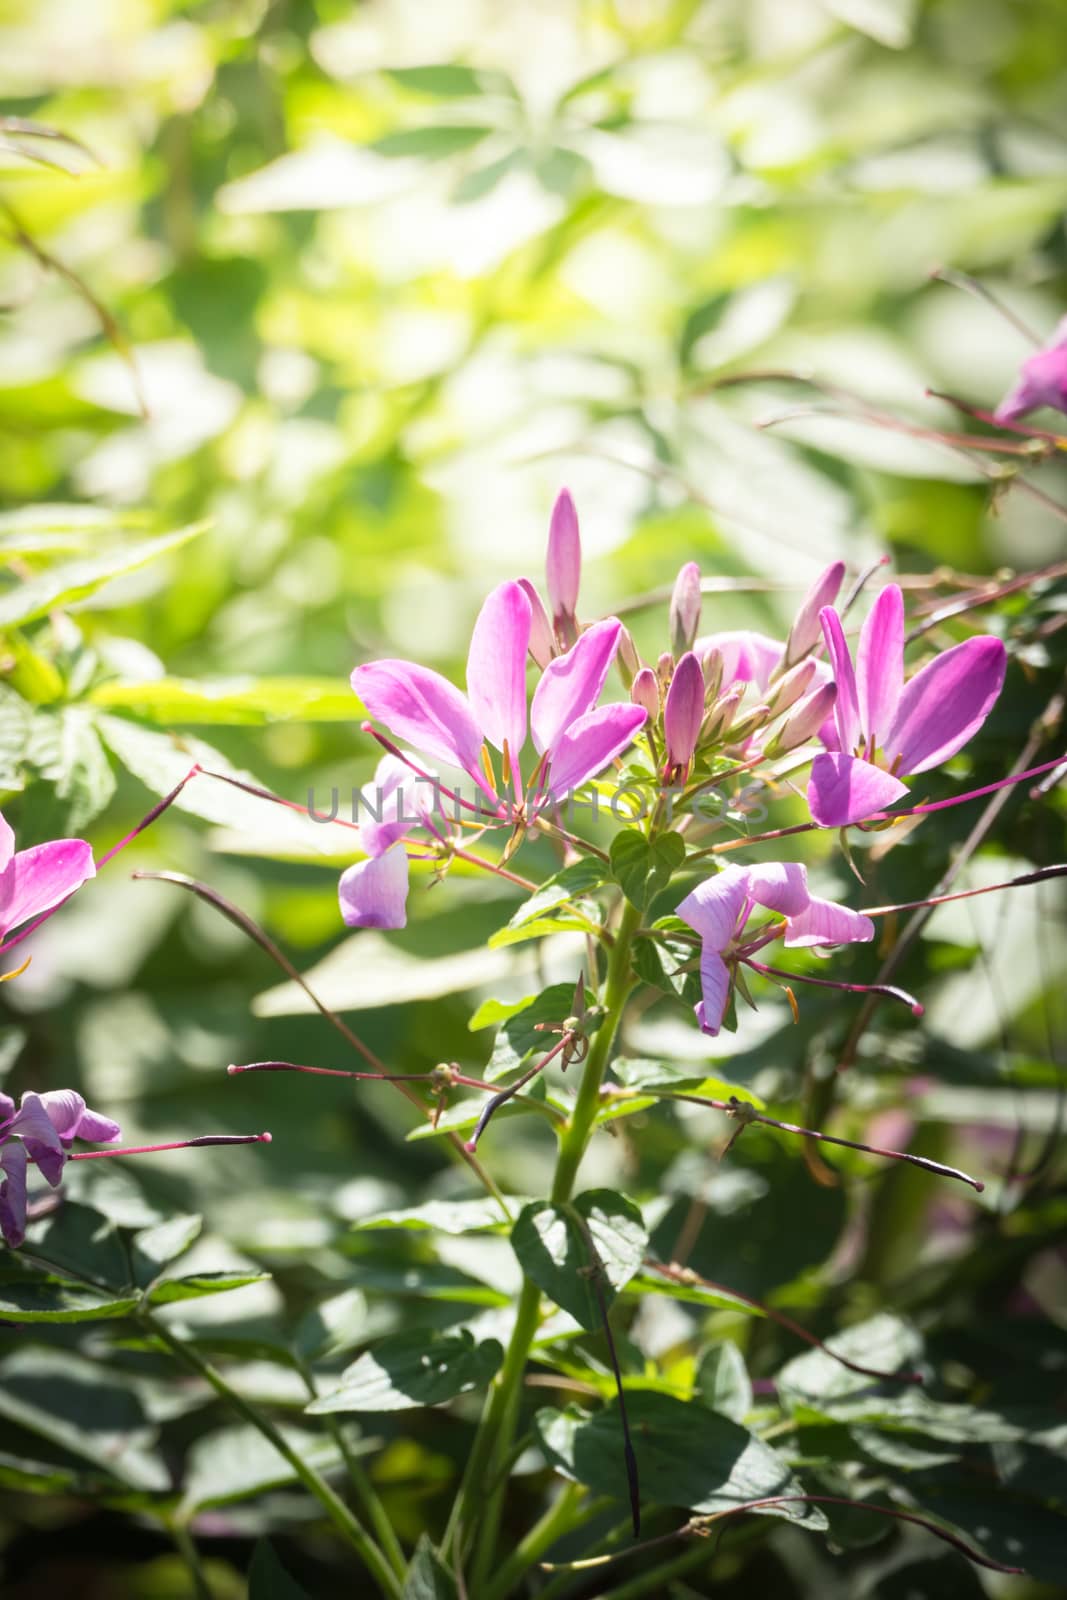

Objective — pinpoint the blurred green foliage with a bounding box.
[0,1,1066,1596]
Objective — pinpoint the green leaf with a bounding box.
[609,829,686,910]
[358,1197,512,1235]
[294,1288,370,1362]
[248,1540,313,1600]
[698,1344,753,1422]
[0,523,208,628]
[535,1393,828,1527]
[387,64,514,99]
[621,1271,761,1318]
[402,1535,458,1600]
[0,1348,168,1490]
[183,1423,346,1511]
[131,1214,203,1278]
[306,1329,503,1414]
[484,982,602,1081]
[0,685,33,789]
[147,1270,271,1304]
[373,126,493,160]
[90,675,358,725]
[502,860,607,932]
[511,1190,648,1331]
[25,1201,130,1290]
[0,1280,139,1322]
[25,707,116,831]
[823,0,917,49]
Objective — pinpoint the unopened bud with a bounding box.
[518,578,555,668]
[767,657,816,716]
[702,685,743,743]
[546,488,581,634]
[631,666,660,721]
[669,561,702,657]
[663,652,704,769]
[701,646,723,700]
[784,560,846,667]
[768,681,837,755]
[656,651,673,687]
[615,624,640,690]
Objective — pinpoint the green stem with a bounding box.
[482,1483,588,1600]
[463,896,644,1591]
[142,1310,402,1599]
[294,1355,406,1580]
[170,1519,214,1600]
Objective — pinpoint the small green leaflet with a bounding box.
[610,829,686,911]
[511,1190,648,1331]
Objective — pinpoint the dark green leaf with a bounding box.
[609,829,685,910]
[698,1344,753,1422]
[535,1393,828,1527]
[511,1190,648,1331]
[402,1534,459,1600]
[248,1540,313,1600]
[307,1329,503,1414]
[147,1270,271,1304]
[0,1281,138,1323]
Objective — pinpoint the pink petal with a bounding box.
[38,1088,87,1140]
[546,488,581,623]
[745,863,810,918]
[663,651,704,768]
[676,866,750,953]
[531,618,623,755]
[358,755,419,858]
[808,752,910,827]
[12,1091,66,1186]
[785,561,846,664]
[352,660,484,780]
[518,578,555,669]
[69,1106,122,1143]
[0,1140,28,1247]
[0,1092,14,1125]
[466,581,531,758]
[338,845,410,931]
[0,840,95,941]
[784,896,875,950]
[820,608,861,755]
[884,636,1007,775]
[856,585,904,751]
[994,339,1067,423]
[669,562,702,655]
[0,812,13,873]
[695,629,783,692]
[541,702,646,797]
[695,949,732,1036]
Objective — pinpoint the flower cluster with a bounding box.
[342,488,1010,1043]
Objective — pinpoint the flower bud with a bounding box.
[701,646,723,700]
[784,560,846,667]
[767,657,816,716]
[702,685,743,743]
[630,666,660,721]
[768,681,837,755]
[656,651,673,687]
[546,488,581,632]
[669,561,701,657]
[664,652,704,770]
[615,624,640,690]
[518,578,555,669]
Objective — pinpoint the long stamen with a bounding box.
[745,957,923,1015]
[71,1132,271,1159]
[863,754,1067,823]
[359,723,485,817]
[864,862,1067,917]
[227,1060,499,1092]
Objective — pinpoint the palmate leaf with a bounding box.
[535,1393,828,1528]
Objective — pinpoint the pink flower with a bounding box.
[676,862,874,1036]
[663,651,704,775]
[808,585,1007,827]
[994,318,1067,424]
[0,812,95,952]
[0,1088,120,1246]
[546,488,581,641]
[348,583,647,926]
[338,755,440,932]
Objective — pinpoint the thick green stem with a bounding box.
[143,1311,402,1600]
[170,1519,214,1600]
[462,896,643,1590]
